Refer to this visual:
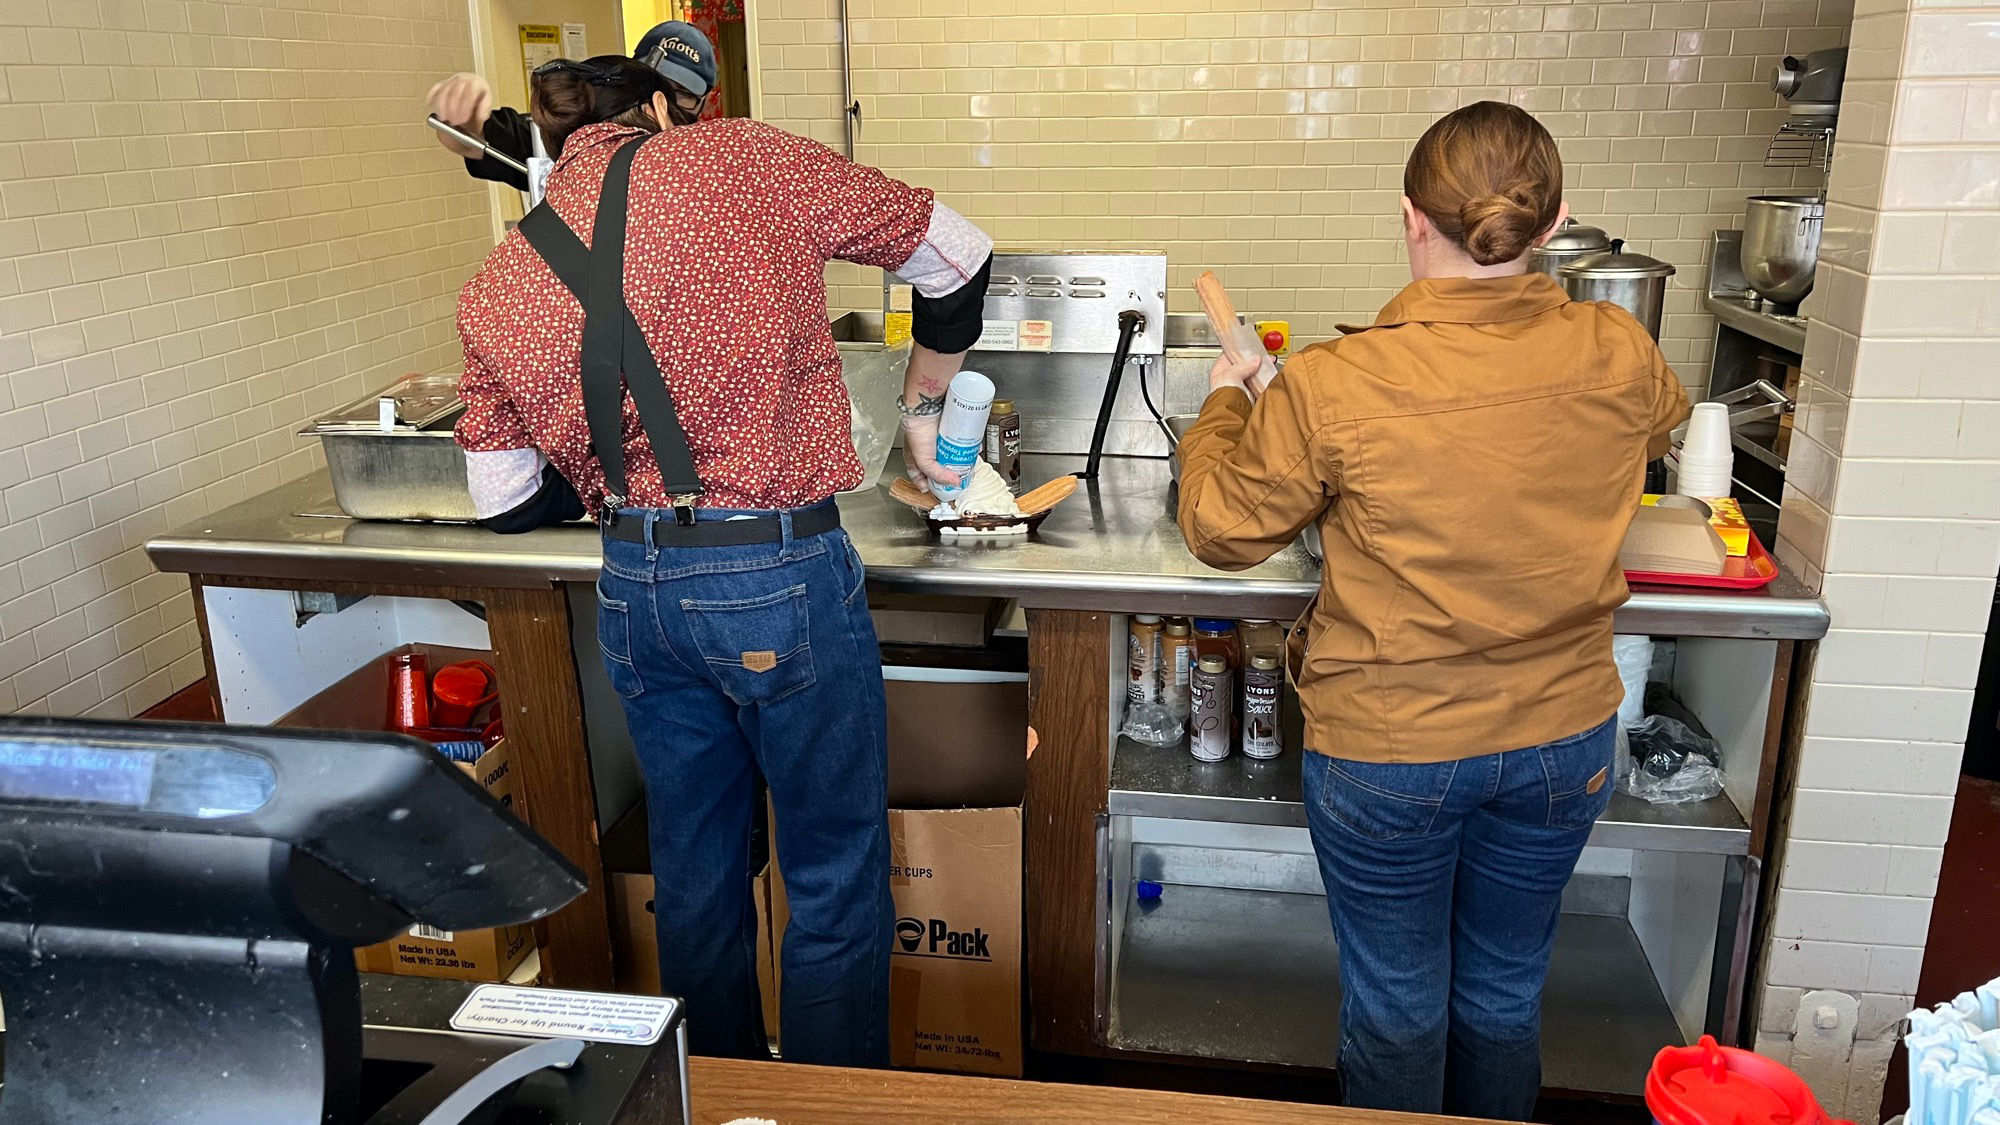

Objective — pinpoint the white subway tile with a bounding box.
[1795,736,1967,796]
[1801,682,1976,743]
[1779,839,1895,893]
[1812,628,1933,686]
[1867,943,1926,994]
[1770,888,1938,948]
[1905,11,2000,77]
[1840,400,1963,457]
[1789,786,1958,846]
[1763,934,1875,991]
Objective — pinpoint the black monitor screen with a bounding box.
[0,741,158,809]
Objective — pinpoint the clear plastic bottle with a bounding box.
[1160,620,1193,721]
[1127,615,1163,706]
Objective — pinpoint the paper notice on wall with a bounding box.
[884,312,914,348]
[519,24,560,93]
[560,22,587,59]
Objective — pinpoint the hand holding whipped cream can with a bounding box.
[931,370,994,502]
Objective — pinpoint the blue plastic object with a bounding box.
[1136,879,1163,901]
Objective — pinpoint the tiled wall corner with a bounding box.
[0,0,494,716]
[1762,1,2000,1119]
[750,0,1853,399]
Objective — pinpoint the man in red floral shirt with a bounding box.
[453,56,991,1067]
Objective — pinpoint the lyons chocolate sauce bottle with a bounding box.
[1242,654,1282,760]
[983,398,1022,494]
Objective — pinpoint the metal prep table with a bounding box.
[146,447,1826,1098]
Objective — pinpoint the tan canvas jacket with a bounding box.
[1177,273,1691,763]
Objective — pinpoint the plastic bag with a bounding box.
[1617,714,1725,804]
[1612,634,1654,729]
[1122,701,1183,747]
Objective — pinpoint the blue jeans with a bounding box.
[1303,716,1617,1120]
[596,504,891,1066]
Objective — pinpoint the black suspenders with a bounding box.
[516,138,703,526]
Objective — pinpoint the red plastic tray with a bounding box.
[1625,526,1780,590]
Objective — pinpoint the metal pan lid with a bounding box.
[1560,238,1678,280]
[306,372,462,433]
[1537,217,1613,254]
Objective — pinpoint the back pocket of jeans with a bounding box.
[1313,755,1457,842]
[1542,721,1617,830]
[596,586,645,700]
[680,584,815,705]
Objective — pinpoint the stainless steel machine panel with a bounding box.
[886,251,1171,457]
[981,249,1167,356]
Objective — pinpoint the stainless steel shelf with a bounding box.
[1108,882,1683,1097]
[1703,293,1808,355]
[1109,737,1751,854]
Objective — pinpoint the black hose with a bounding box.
[1080,310,1146,481]
[1135,356,1175,453]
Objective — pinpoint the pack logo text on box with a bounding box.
[894,915,992,960]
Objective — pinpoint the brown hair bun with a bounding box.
[1457,186,1544,265]
[1405,102,1563,266]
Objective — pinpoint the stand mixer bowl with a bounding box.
[1740,195,1824,309]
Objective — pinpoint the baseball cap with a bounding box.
[634,21,717,98]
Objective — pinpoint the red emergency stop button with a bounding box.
[1263,330,1285,353]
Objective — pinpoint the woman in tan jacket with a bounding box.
[1177,102,1690,1118]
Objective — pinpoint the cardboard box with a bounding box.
[887,805,1023,1077]
[884,668,1027,809]
[609,868,782,1042]
[869,594,1002,648]
[275,644,534,982]
[352,736,536,982]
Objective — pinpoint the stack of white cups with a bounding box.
[1674,402,1735,500]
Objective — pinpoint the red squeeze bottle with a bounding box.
[389,652,430,731]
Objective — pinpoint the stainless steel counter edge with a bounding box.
[146,461,1830,641]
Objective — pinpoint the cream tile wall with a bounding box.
[753,0,1850,394]
[0,0,494,715]
[1758,1,2000,1119]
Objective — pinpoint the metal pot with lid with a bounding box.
[1529,218,1613,278]
[1558,239,1677,340]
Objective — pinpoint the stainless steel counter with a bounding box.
[146,454,1829,640]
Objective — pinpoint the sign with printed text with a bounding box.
[450,984,679,1046]
[1018,320,1054,352]
[974,320,1018,351]
[519,25,560,97]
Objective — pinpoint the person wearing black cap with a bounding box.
[453,54,994,1067]
[425,20,717,192]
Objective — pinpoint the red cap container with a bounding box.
[431,660,498,728]
[1646,1036,1853,1125]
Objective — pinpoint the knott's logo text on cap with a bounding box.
[894,916,992,961]
[659,37,702,62]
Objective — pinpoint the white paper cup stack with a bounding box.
[1674,402,1735,500]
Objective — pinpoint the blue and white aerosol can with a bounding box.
[931,370,995,502]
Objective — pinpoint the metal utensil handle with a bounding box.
[1709,378,1795,426]
[427,114,531,177]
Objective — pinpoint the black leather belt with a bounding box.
[603,504,841,547]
